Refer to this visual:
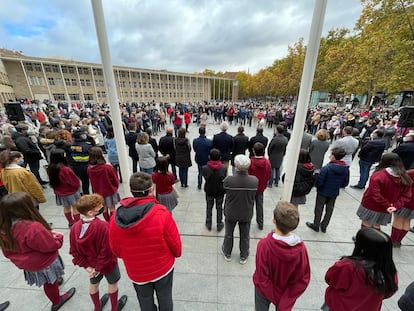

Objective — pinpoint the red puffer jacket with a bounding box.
[109,196,182,283]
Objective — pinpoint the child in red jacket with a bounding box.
[69,194,127,311]
[253,201,310,311]
[87,147,120,221]
[47,148,81,227]
[323,228,398,311]
[0,192,75,311]
[248,142,271,230]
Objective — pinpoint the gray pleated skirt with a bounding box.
[395,207,414,219]
[356,204,392,225]
[104,192,120,206]
[24,255,64,287]
[56,190,81,207]
[157,192,178,211]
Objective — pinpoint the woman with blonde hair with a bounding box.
[0,150,46,208]
[309,129,330,170]
[135,132,156,174]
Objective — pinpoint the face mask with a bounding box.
[94,121,98,125]
[11,127,16,132]
[403,137,408,142]
[18,159,24,166]
[61,125,65,129]
[370,133,374,139]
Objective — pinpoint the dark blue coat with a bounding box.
[193,135,213,166]
[315,161,349,197]
[393,141,414,169]
[358,138,385,163]
[213,132,233,161]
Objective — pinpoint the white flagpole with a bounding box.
[281,0,327,202]
[90,0,132,196]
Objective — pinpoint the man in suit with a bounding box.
[248,127,268,158]
[213,122,233,172]
[193,127,213,189]
[159,127,177,178]
[231,126,249,175]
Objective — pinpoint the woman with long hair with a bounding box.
[0,150,46,208]
[152,156,179,211]
[47,148,81,227]
[356,153,412,231]
[87,147,120,221]
[0,192,76,311]
[323,228,398,311]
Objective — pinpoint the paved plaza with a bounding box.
[0,120,413,310]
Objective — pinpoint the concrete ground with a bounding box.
[0,118,413,310]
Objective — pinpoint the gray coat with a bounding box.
[301,132,313,151]
[309,138,330,169]
[268,134,288,168]
[223,172,258,222]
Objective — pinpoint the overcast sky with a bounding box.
[0,0,363,74]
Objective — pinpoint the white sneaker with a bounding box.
[221,246,231,262]
[239,257,248,265]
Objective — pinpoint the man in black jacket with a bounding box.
[351,129,385,189]
[125,123,139,173]
[231,126,249,175]
[248,127,268,158]
[12,124,46,185]
[159,127,177,178]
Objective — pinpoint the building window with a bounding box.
[53,93,65,100]
[28,76,45,86]
[61,66,68,74]
[84,94,93,100]
[93,68,103,76]
[48,77,55,86]
[54,78,63,86]
[85,79,91,86]
[68,66,75,74]
[80,79,85,86]
[34,63,42,72]
[44,64,51,72]
[65,78,71,86]
[101,91,106,97]
[24,62,34,71]
[143,82,146,88]
[78,67,90,75]
[69,94,80,100]
[51,65,59,73]
[71,79,77,86]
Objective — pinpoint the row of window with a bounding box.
[51,91,205,101]
[29,76,205,90]
[23,62,212,84]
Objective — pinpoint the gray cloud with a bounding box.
[0,0,362,73]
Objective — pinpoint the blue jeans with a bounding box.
[179,167,188,186]
[357,159,374,188]
[141,167,154,175]
[268,167,281,186]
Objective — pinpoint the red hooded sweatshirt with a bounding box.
[87,163,119,197]
[248,157,271,193]
[253,232,310,311]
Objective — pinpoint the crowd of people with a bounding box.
[0,99,413,310]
